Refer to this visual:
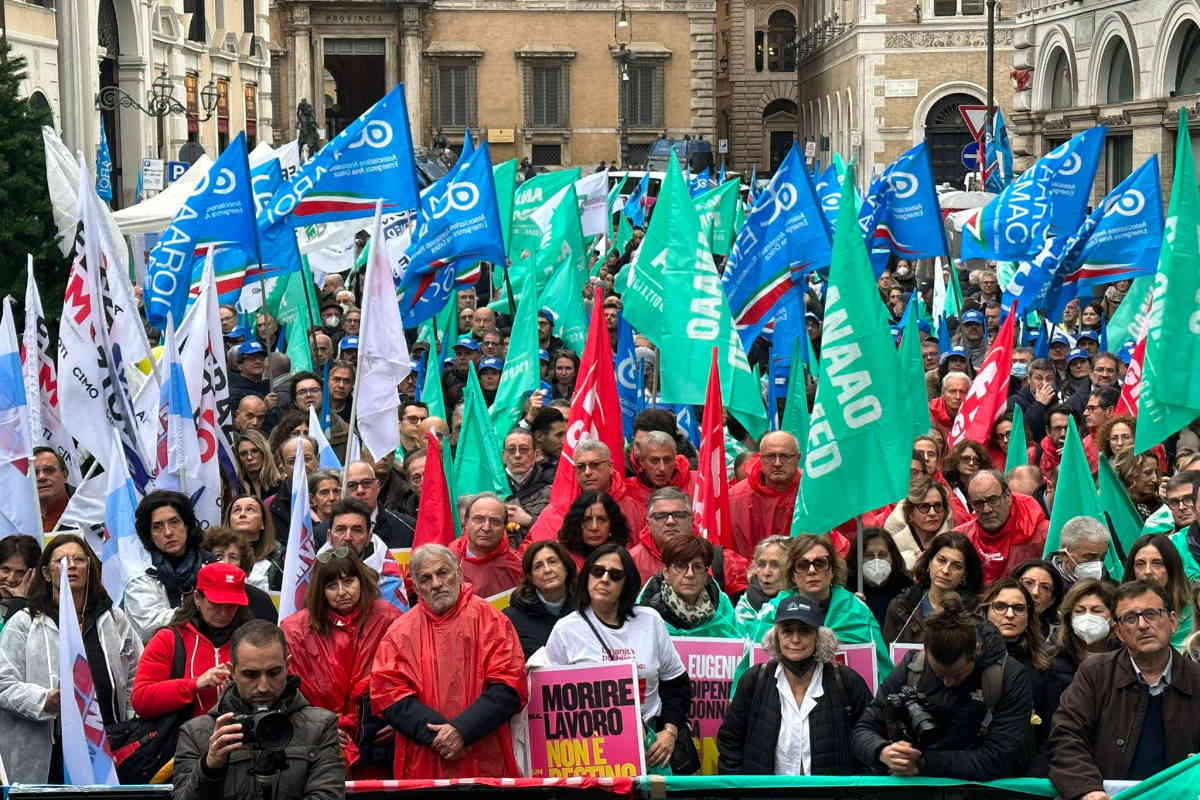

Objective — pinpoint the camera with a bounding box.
[884,686,941,747]
[231,710,294,752]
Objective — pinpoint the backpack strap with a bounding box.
[906,651,925,689]
[169,627,185,680]
[977,653,1006,738]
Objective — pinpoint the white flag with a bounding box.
[0,297,39,537]
[101,428,152,602]
[575,170,609,237]
[152,315,202,495]
[278,453,315,620]
[355,200,410,460]
[308,406,341,470]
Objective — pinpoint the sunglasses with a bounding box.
[794,557,831,574]
[589,565,626,582]
[316,546,351,564]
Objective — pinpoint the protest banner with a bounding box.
[527,662,645,779]
[890,642,923,667]
[673,637,746,774]
[755,641,879,694]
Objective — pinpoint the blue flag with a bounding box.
[624,171,651,228]
[723,142,831,349]
[615,314,640,440]
[814,162,842,230]
[95,122,113,204]
[690,168,711,198]
[962,126,1106,262]
[857,142,947,276]
[717,163,726,185]
[145,132,258,328]
[251,157,283,216]
[664,403,700,448]
[985,110,1014,193]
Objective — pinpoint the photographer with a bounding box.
[851,594,1034,780]
[172,621,344,800]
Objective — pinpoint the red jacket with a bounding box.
[988,443,1038,472]
[131,622,231,719]
[624,454,696,511]
[727,455,800,559]
[370,585,527,779]
[928,397,956,437]
[954,492,1049,585]
[449,535,524,599]
[1039,434,1100,479]
[627,528,749,596]
[281,599,401,769]
[524,470,645,549]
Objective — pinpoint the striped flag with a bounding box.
[278,452,315,620]
[0,297,39,537]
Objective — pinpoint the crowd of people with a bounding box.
[4,253,1200,800]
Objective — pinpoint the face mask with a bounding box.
[861,557,892,587]
[1074,560,1104,581]
[1072,613,1110,645]
[780,652,817,679]
[323,315,341,328]
[1011,362,1028,379]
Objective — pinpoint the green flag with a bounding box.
[507,169,581,268]
[694,179,741,256]
[780,339,810,447]
[791,165,911,534]
[1042,418,1113,568]
[622,151,767,439]
[452,363,508,497]
[421,348,447,421]
[899,305,930,442]
[265,265,319,372]
[606,173,628,241]
[1098,453,1144,565]
[732,197,748,237]
[437,292,459,363]
[1005,403,1029,473]
[1113,751,1200,800]
[1106,273,1154,353]
[490,283,539,434]
[532,186,588,351]
[1137,109,1200,452]
[493,159,517,254]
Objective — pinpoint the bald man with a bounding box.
[728,431,802,559]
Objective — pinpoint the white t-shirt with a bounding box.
[545,606,686,721]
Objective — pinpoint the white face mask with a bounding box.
[861,556,892,587]
[1072,613,1110,645]
[1074,560,1104,581]
[323,314,341,328]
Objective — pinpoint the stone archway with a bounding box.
[762,97,797,172]
[923,91,983,187]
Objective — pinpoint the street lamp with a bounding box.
[96,68,219,122]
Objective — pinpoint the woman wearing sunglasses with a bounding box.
[545,544,693,773]
[282,548,401,776]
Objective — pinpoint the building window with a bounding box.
[623,62,664,129]
[217,78,230,152]
[1105,134,1133,190]
[1175,23,1200,96]
[245,84,258,149]
[1104,38,1134,104]
[1048,49,1073,109]
[183,0,206,43]
[435,61,477,129]
[270,55,284,142]
[524,62,569,129]
[766,11,796,72]
[531,143,562,166]
[934,0,982,16]
[754,31,765,72]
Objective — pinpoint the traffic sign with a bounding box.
[961,141,981,170]
[958,104,993,141]
[166,161,189,183]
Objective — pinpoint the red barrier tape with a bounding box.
[346,777,635,794]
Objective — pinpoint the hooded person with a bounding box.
[625,431,696,511]
[371,545,527,779]
[928,372,971,440]
[954,470,1049,585]
[525,440,648,545]
[728,432,802,560]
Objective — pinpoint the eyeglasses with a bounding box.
[1117,608,1169,627]
[761,453,799,464]
[667,562,707,575]
[504,445,534,455]
[589,565,626,582]
[295,386,321,397]
[151,517,185,533]
[990,600,1028,616]
[968,493,1007,512]
[913,502,945,514]
[794,557,831,573]
[469,514,506,528]
[316,546,351,564]
[648,510,692,522]
[958,455,982,467]
[575,460,609,473]
[345,479,377,492]
[1166,497,1195,510]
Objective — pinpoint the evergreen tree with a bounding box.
[0,41,68,321]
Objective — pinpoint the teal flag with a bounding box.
[1136,109,1200,452]
[265,265,319,372]
[1113,751,1200,800]
[452,363,508,497]
[899,300,930,442]
[533,186,588,352]
[623,151,767,439]
[490,284,540,434]
[507,169,581,269]
[1106,274,1154,351]
[694,179,741,256]
[421,348,447,421]
[791,165,911,534]
[1042,418,1122,578]
[1005,403,1029,473]
[780,338,810,447]
[1098,453,1145,564]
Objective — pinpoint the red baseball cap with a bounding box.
[196,562,249,606]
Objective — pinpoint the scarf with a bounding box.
[660,579,715,628]
[150,546,201,607]
[196,615,239,648]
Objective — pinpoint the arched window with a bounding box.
[1104,38,1134,104]
[767,10,796,73]
[1175,22,1200,96]
[1047,49,1073,109]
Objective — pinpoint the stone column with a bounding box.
[293,5,312,124]
[401,5,424,144]
[689,9,717,140]
[56,0,97,168]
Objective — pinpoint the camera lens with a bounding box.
[254,711,294,751]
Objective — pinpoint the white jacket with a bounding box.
[122,570,177,643]
[0,605,143,783]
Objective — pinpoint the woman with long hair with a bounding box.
[884,531,983,645]
[557,491,631,568]
[0,534,142,783]
[504,541,578,659]
[1125,533,1193,648]
[988,409,1035,471]
[943,440,989,516]
[234,430,281,499]
[281,550,401,777]
[550,349,580,401]
[890,478,953,569]
[125,490,211,642]
[131,562,253,719]
[1115,452,1163,522]
[268,410,310,462]
[223,494,284,591]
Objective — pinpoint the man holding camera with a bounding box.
[851,595,1033,780]
[172,621,344,800]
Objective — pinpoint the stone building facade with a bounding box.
[268,0,717,167]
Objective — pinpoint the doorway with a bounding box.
[323,38,386,138]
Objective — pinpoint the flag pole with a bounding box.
[241,139,277,386]
[855,514,864,595]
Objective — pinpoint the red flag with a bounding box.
[949,304,1018,446]
[1116,331,1146,417]
[412,430,455,548]
[528,288,624,541]
[693,348,732,548]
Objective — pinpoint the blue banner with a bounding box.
[814,162,842,231]
[615,314,640,440]
[624,171,651,228]
[690,168,711,198]
[145,132,258,327]
[95,122,113,204]
[985,109,1014,193]
[251,157,283,216]
[723,142,831,350]
[857,141,947,276]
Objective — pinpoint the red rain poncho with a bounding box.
[370,584,528,779]
[448,535,523,599]
[280,599,401,768]
[727,454,800,558]
[954,492,1049,585]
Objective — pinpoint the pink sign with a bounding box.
[672,637,747,775]
[526,661,645,778]
[891,642,923,668]
[753,641,879,694]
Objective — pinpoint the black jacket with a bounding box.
[852,619,1034,780]
[503,589,573,660]
[172,676,344,800]
[717,661,871,775]
[312,507,416,550]
[1014,384,1054,443]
